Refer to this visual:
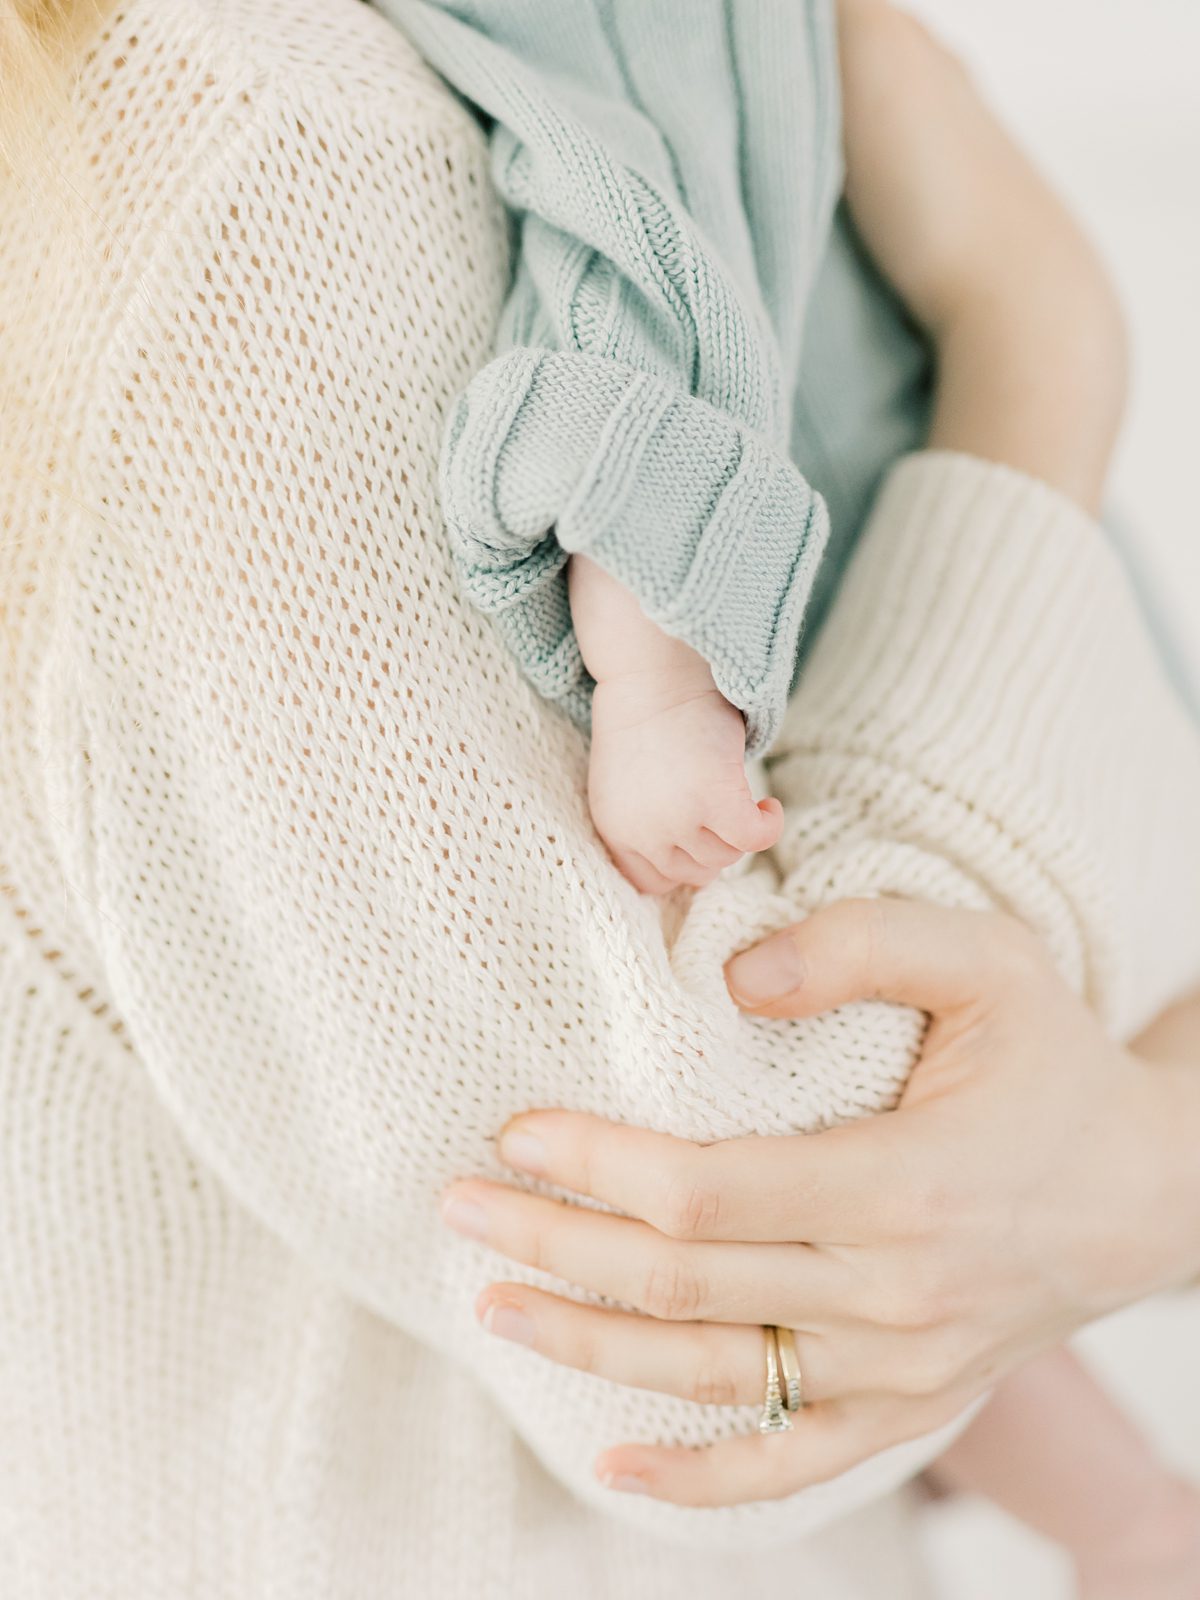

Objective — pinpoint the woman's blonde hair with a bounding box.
[1,0,110,575]
[0,1,98,170]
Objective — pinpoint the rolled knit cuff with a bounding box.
[440,348,828,754]
[774,447,1200,1036]
[789,448,1125,759]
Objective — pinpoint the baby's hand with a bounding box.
[588,669,783,895]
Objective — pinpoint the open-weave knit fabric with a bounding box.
[3,3,1199,1598]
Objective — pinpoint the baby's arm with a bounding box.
[569,555,782,895]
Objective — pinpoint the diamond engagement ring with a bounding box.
[758,1326,792,1434]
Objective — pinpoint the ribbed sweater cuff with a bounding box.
[791,448,1122,759]
[440,349,828,754]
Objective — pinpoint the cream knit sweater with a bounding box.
[3,2,1200,1597]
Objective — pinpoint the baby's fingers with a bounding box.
[711,795,784,855]
[689,829,744,870]
[611,849,676,896]
[650,845,719,888]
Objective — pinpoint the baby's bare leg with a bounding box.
[931,1348,1200,1598]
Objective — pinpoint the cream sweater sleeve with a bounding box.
[760,451,1200,1049]
[47,50,1200,1553]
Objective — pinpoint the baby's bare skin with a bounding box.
[569,554,781,896]
[573,0,1129,902]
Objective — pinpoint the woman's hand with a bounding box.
[441,900,1200,1506]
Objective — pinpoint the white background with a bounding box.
[898,3,1200,1593]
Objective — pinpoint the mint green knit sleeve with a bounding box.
[378,1,842,753]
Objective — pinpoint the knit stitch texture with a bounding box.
[382,0,846,753]
[3,3,1200,1597]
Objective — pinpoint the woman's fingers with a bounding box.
[724,897,1046,1018]
[475,1282,976,1413]
[595,1390,968,1507]
[496,1109,905,1244]
[479,1287,770,1406]
[441,1179,849,1324]
[476,1284,850,1407]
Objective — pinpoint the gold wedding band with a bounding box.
[758,1326,793,1434]
[773,1326,803,1413]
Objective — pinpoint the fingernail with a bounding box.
[726,933,805,1007]
[601,1471,649,1496]
[480,1299,536,1348]
[500,1127,548,1176]
[441,1194,490,1242]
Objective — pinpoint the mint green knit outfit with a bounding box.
[378,0,930,754]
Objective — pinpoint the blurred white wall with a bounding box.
[897,5,1200,1594]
